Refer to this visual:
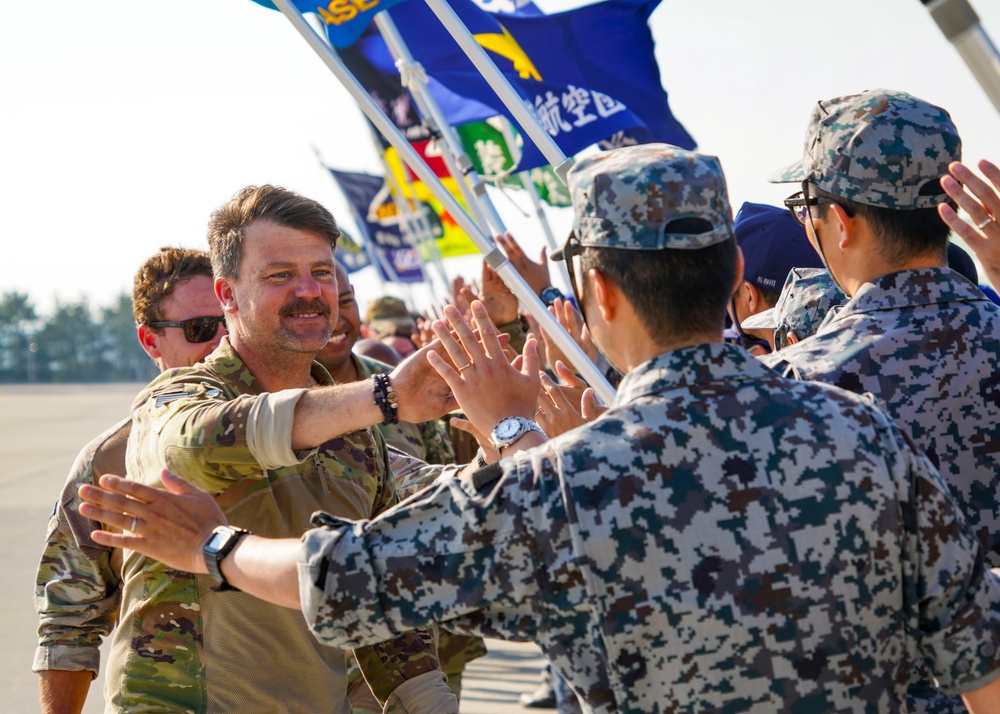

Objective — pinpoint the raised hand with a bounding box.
[940,160,1000,288]
[479,260,519,326]
[497,232,551,297]
[426,301,541,440]
[79,470,224,575]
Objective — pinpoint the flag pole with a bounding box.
[369,127,451,298]
[420,0,574,183]
[922,0,1000,115]
[312,145,390,290]
[499,118,573,295]
[375,11,510,236]
[270,0,614,402]
[310,18,450,302]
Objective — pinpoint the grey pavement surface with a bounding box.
[0,383,551,713]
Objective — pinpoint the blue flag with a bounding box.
[328,169,424,284]
[359,0,693,170]
[335,228,371,273]
[248,0,409,48]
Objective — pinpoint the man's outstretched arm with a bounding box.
[79,471,302,610]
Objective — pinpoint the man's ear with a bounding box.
[827,203,856,251]
[137,324,161,361]
[744,282,765,313]
[589,268,617,322]
[215,278,237,314]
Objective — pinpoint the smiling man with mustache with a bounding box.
[104,185,458,714]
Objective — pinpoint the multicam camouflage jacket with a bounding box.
[763,268,1000,567]
[348,355,485,714]
[298,343,1000,712]
[106,338,442,714]
[34,417,130,677]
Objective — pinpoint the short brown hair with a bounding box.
[207,185,341,280]
[132,247,214,326]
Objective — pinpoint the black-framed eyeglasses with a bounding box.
[560,231,587,318]
[783,188,838,227]
[148,315,225,344]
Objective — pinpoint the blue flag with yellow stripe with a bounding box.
[362,0,693,170]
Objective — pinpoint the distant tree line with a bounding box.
[0,291,156,384]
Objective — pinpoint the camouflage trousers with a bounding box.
[347,628,487,712]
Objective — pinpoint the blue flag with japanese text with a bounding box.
[359,0,693,170]
[247,0,409,48]
[328,169,424,284]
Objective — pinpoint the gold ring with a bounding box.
[458,362,474,372]
[978,215,995,230]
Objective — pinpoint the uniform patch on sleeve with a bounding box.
[472,463,503,492]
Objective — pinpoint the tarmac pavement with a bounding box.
[0,383,551,713]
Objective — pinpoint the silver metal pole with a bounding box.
[923,0,1000,114]
[499,118,573,295]
[376,11,509,236]
[271,1,614,402]
[420,0,574,183]
[371,129,450,299]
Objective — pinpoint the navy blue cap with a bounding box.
[947,242,979,285]
[734,202,823,292]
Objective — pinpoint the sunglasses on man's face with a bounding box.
[148,315,225,344]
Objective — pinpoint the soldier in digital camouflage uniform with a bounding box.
[105,186,457,713]
[80,146,1000,713]
[739,267,845,351]
[33,247,225,714]
[762,89,1000,713]
[314,263,486,710]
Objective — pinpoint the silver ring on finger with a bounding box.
[130,516,138,533]
[458,361,474,372]
[978,215,995,230]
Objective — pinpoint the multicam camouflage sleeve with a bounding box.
[34,423,129,675]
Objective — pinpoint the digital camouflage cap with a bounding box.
[554,143,735,259]
[769,89,961,210]
[742,267,846,350]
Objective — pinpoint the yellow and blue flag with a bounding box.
[248,0,409,48]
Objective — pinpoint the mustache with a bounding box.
[279,298,331,318]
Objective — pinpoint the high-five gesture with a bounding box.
[426,301,541,443]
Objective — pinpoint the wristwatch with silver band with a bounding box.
[490,416,546,453]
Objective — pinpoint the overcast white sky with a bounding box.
[3,0,1000,316]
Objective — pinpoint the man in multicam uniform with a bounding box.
[762,89,1000,713]
[80,146,1000,713]
[34,247,226,714]
[315,262,486,708]
[105,185,457,713]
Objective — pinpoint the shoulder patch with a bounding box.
[471,463,503,492]
[155,387,221,408]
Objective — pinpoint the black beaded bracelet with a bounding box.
[371,373,399,425]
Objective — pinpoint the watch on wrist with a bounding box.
[203,525,252,591]
[540,286,565,307]
[490,416,546,453]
